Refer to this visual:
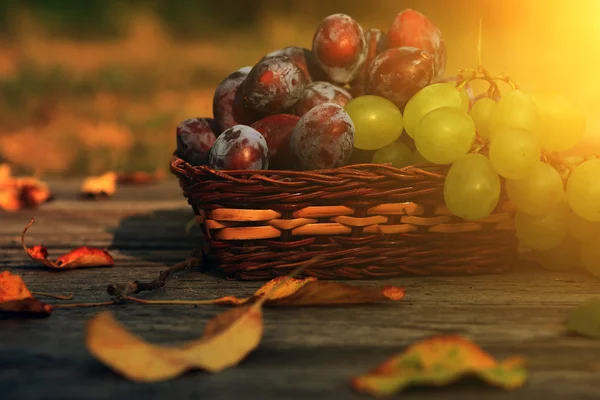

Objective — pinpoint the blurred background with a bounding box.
[0,0,598,177]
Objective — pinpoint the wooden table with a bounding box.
[2,179,600,400]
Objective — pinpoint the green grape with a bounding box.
[568,212,600,242]
[581,237,600,278]
[530,236,581,272]
[566,159,600,222]
[414,107,476,165]
[515,203,570,251]
[469,97,496,139]
[344,95,403,151]
[489,89,542,140]
[403,83,469,138]
[489,128,540,179]
[443,154,501,221]
[371,141,414,168]
[530,90,586,152]
[505,161,565,216]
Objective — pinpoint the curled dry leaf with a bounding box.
[86,293,265,382]
[209,276,405,306]
[87,258,326,382]
[80,171,117,198]
[0,271,52,316]
[0,164,53,212]
[351,335,528,396]
[22,218,114,270]
[117,168,165,185]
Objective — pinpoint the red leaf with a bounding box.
[21,218,114,270]
[0,164,53,212]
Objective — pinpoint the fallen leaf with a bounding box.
[566,297,600,339]
[80,171,117,198]
[86,292,265,382]
[126,276,405,307]
[86,258,327,382]
[0,164,53,212]
[117,168,165,185]
[21,218,114,270]
[351,335,528,396]
[0,271,52,316]
[212,276,405,306]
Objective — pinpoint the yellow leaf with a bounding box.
[351,335,528,396]
[85,302,263,382]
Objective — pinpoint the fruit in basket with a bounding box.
[175,118,219,166]
[242,56,306,115]
[371,140,414,168]
[414,107,476,165]
[208,125,269,171]
[530,90,586,152]
[568,212,600,243]
[367,47,435,110]
[386,9,447,78]
[403,83,469,138]
[469,97,497,139]
[212,66,256,133]
[505,161,565,216]
[566,159,600,222]
[251,114,300,169]
[344,95,404,150]
[443,153,500,221]
[488,89,541,140]
[349,28,388,98]
[515,202,570,251]
[489,128,540,179]
[261,46,326,83]
[294,81,353,117]
[312,13,367,84]
[291,103,354,170]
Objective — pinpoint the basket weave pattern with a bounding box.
[171,155,518,280]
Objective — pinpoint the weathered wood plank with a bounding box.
[2,180,600,399]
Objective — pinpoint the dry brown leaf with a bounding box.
[0,271,52,316]
[0,164,53,212]
[86,294,265,382]
[80,172,117,198]
[21,218,114,270]
[136,276,405,307]
[116,168,165,185]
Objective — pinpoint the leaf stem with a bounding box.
[53,300,116,308]
[32,291,73,300]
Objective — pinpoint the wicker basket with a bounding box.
[170,153,518,280]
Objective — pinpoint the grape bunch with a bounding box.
[173,9,595,276]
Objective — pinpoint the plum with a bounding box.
[260,46,326,83]
[251,114,299,169]
[212,66,256,133]
[294,81,353,117]
[290,103,355,170]
[349,28,388,97]
[208,125,269,171]
[176,117,219,166]
[242,56,306,115]
[387,9,447,78]
[367,46,435,110]
[311,13,367,84]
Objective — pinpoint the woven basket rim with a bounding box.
[169,152,450,182]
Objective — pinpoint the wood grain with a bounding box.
[1,180,600,399]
